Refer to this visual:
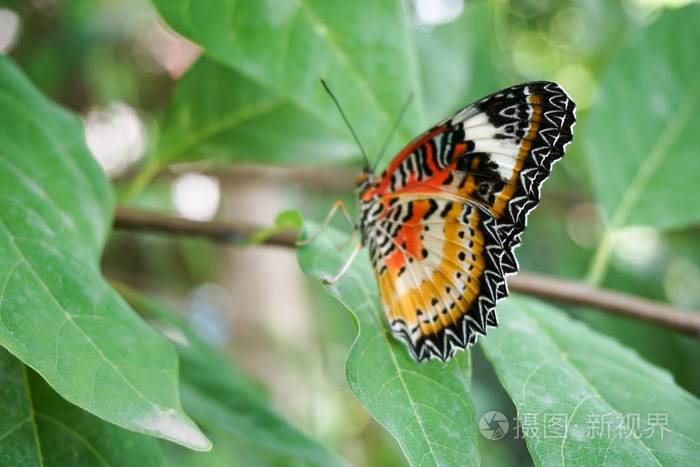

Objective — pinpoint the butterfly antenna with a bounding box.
[373,91,414,173]
[320,79,371,172]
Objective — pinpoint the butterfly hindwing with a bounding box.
[366,197,506,361]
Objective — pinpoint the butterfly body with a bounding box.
[327,81,575,362]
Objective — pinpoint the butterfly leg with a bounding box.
[322,242,363,285]
[296,200,355,247]
[338,227,358,250]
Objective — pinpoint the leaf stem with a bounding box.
[586,227,616,286]
[123,159,162,202]
[113,206,298,248]
[586,76,700,285]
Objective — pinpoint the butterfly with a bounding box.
[302,81,576,362]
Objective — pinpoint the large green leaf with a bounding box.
[415,1,503,124]
[120,287,347,467]
[156,58,357,167]
[298,222,481,467]
[0,347,165,467]
[153,1,502,171]
[481,297,700,466]
[0,56,208,450]
[151,0,427,161]
[586,5,700,282]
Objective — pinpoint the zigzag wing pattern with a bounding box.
[367,82,576,275]
[462,82,577,273]
[365,198,506,361]
[357,82,575,362]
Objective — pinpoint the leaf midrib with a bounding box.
[9,365,112,467]
[345,268,441,466]
[605,74,700,230]
[22,364,45,466]
[588,73,700,283]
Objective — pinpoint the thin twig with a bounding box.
[113,207,700,339]
[114,207,297,248]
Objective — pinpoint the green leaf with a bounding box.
[586,5,700,282]
[151,0,428,161]
[0,347,165,467]
[586,5,700,229]
[481,297,700,466]
[120,287,347,467]
[153,2,505,172]
[156,58,357,167]
[0,56,209,450]
[415,1,503,123]
[298,221,481,467]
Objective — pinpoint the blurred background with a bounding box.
[1,0,698,465]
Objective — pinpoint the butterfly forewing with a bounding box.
[359,81,575,361]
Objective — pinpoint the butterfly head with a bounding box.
[355,169,377,195]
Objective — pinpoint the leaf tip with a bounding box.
[138,408,212,451]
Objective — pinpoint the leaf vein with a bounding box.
[36,413,112,466]
[0,417,31,444]
[518,299,664,467]
[296,0,410,144]
[345,269,440,465]
[0,217,168,419]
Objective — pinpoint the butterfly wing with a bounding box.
[366,197,506,361]
[361,82,575,361]
[367,81,576,273]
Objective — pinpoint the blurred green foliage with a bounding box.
[1,0,699,466]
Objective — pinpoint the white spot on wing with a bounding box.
[459,112,489,128]
[488,153,518,179]
[464,122,498,139]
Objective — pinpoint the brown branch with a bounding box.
[114,207,297,248]
[113,207,700,339]
[507,273,700,338]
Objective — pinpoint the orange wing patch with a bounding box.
[368,198,506,361]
